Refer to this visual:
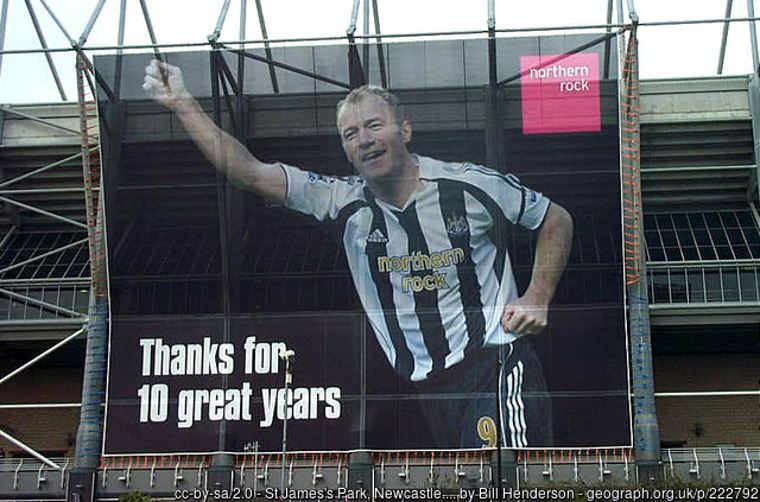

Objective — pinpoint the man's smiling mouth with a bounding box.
[362,150,385,162]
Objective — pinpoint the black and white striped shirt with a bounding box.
[283,155,550,381]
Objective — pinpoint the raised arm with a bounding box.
[142,60,286,204]
[501,201,574,336]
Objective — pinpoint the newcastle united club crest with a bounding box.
[446,212,469,237]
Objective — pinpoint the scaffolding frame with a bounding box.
[0,0,758,498]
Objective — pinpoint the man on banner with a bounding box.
[143,59,574,448]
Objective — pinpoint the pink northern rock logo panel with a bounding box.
[520,53,601,134]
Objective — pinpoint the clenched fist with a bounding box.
[142,60,191,108]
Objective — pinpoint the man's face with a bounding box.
[338,95,412,183]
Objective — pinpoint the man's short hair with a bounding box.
[336,85,405,130]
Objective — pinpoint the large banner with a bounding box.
[100,34,630,454]
[105,316,362,453]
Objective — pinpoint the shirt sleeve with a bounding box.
[460,162,550,230]
[281,163,363,222]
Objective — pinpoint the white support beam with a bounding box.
[0,225,15,250]
[0,196,88,229]
[0,327,86,387]
[209,0,232,44]
[77,0,107,47]
[23,0,67,101]
[655,390,760,397]
[0,403,81,409]
[37,0,75,45]
[0,237,88,275]
[0,428,61,469]
[0,0,9,79]
[0,151,83,189]
[718,0,734,74]
[347,0,360,36]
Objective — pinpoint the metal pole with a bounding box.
[138,0,161,49]
[718,0,734,74]
[747,73,760,226]
[0,327,86,386]
[70,290,108,473]
[0,0,8,80]
[0,428,61,469]
[209,0,232,43]
[626,0,639,23]
[617,0,624,25]
[0,278,89,285]
[0,188,84,194]
[24,0,67,100]
[220,44,350,89]
[371,0,387,88]
[114,0,127,98]
[494,356,503,500]
[347,0,360,36]
[0,106,80,135]
[497,30,621,87]
[486,1,510,488]
[485,0,503,170]
[203,53,236,485]
[238,0,247,134]
[362,0,370,81]
[629,244,661,483]
[138,0,170,88]
[279,350,295,496]
[604,0,614,79]
[656,390,760,397]
[748,0,760,75]
[0,195,88,229]
[239,0,247,50]
[6,18,760,56]
[77,0,107,47]
[38,0,75,44]
[346,0,366,89]
[76,50,116,101]
[210,49,228,432]
[487,0,497,86]
[0,225,15,251]
[0,403,81,409]
[622,25,661,482]
[253,0,279,93]
[69,55,109,488]
[0,152,83,188]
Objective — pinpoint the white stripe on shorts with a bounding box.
[501,360,527,448]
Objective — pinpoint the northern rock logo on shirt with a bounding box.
[376,248,465,293]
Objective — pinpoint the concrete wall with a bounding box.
[0,367,83,457]
[654,354,760,447]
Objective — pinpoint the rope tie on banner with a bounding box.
[621,24,642,285]
[76,54,107,300]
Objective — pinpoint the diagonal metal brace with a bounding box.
[0,151,83,189]
[497,29,624,87]
[219,44,351,89]
[0,327,87,387]
[0,105,80,136]
[0,195,88,229]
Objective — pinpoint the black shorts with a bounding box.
[414,338,552,448]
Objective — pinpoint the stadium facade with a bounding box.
[0,0,758,499]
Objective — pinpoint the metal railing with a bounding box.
[0,447,758,497]
[648,261,760,305]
